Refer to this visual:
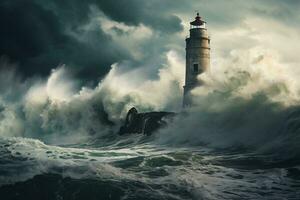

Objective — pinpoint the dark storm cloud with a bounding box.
[3,0,298,83]
[0,1,65,74]
[0,0,183,82]
[0,0,129,81]
[94,0,183,33]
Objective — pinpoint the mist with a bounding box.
[0,42,299,153]
[0,50,184,144]
[156,47,300,159]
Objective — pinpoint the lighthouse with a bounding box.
[183,13,210,107]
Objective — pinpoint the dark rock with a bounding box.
[118,107,175,135]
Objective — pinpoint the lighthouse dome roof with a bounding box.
[190,13,205,26]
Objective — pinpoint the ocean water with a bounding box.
[1,121,300,200]
[1,65,300,200]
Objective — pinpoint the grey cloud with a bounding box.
[0,0,184,83]
[1,0,299,83]
[94,0,183,33]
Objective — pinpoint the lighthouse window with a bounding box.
[193,64,199,72]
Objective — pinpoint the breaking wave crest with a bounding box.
[157,56,300,160]
[0,48,300,154]
[1,49,300,199]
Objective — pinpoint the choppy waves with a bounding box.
[1,50,300,199]
[1,136,300,200]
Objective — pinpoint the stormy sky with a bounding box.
[1,0,299,84]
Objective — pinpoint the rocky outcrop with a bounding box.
[118,107,175,135]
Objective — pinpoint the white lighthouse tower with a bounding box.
[183,13,210,107]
